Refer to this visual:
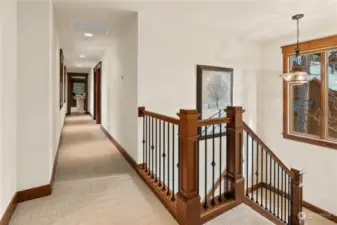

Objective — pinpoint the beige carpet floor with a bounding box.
[9,115,332,225]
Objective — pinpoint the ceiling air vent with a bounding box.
[71,20,110,36]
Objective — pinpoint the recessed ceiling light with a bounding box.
[76,64,82,67]
[80,55,85,58]
[84,33,93,37]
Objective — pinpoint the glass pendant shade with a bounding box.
[280,67,312,85]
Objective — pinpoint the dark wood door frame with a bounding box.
[66,73,89,115]
[93,62,102,124]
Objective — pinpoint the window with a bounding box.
[282,35,337,149]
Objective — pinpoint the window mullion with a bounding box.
[320,52,328,139]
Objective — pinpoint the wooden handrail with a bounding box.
[198,117,231,127]
[243,122,294,178]
[139,107,180,125]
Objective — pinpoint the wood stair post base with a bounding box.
[176,193,201,225]
[234,177,245,202]
[291,168,304,225]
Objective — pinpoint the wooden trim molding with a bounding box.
[243,197,285,225]
[100,125,179,222]
[17,185,52,203]
[100,125,138,171]
[303,201,337,223]
[282,35,337,55]
[0,194,18,225]
[0,118,65,224]
[50,118,65,185]
[282,34,337,151]
[283,133,337,150]
[248,182,337,224]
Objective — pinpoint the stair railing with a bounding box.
[243,122,304,225]
[138,106,244,225]
[138,106,304,225]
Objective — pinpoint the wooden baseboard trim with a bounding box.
[1,115,66,224]
[251,182,337,224]
[137,167,177,220]
[0,193,18,225]
[17,184,52,203]
[243,197,285,225]
[50,116,65,185]
[303,201,337,223]
[100,125,138,170]
[200,199,240,224]
[100,125,179,222]
[50,135,63,185]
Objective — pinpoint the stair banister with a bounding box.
[176,109,201,225]
[226,107,245,201]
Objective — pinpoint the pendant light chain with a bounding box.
[296,18,299,51]
[279,13,311,84]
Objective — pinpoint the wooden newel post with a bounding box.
[138,106,145,117]
[176,109,201,225]
[226,106,244,201]
[291,168,304,225]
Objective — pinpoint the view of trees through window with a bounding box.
[289,50,337,140]
[73,82,84,96]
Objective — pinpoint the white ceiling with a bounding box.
[54,4,135,71]
[54,0,337,70]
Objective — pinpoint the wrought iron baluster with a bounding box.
[162,121,166,191]
[146,116,149,173]
[283,170,288,222]
[225,128,229,198]
[277,164,280,218]
[261,147,264,207]
[269,154,272,213]
[167,123,170,195]
[159,120,162,187]
[281,169,284,222]
[151,117,154,178]
[211,125,215,206]
[273,159,276,216]
[251,138,254,201]
[177,126,180,190]
[148,117,152,175]
[142,115,145,169]
[171,125,175,201]
[204,126,208,208]
[256,142,259,203]
[219,123,222,201]
[288,175,292,225]
[265,150,268,210]
[155,119,158,181]
[246,131,249,197]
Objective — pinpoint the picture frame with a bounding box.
[196,65,233,139]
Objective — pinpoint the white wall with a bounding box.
[259,29,337,214]
[17,2,66,191]
[137,11,261,163]
[51,5,67,160]
[0,0,17,218]
[100,14,138,161]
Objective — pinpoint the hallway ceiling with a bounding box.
[54,5,135,71]
[54,0,337,71]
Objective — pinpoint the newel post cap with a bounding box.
[179,109,199,115]
[291,167,305,175]
[138,106,145,117]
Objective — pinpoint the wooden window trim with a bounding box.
[282,35,337,150]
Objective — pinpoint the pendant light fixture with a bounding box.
[280,14,315,85]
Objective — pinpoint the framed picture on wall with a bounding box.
[196,65,233,139]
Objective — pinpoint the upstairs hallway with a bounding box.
[9,115,274,225]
